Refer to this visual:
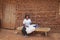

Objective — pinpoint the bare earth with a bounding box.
[0,29,60,40]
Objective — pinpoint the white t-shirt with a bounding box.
[23,19,32,26]
[23,19,38,34]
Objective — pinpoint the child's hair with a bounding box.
[25,15,30,18]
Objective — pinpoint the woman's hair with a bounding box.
[25,15,30,18]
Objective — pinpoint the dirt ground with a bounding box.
[0,29,60,40]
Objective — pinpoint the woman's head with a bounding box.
[25,15,30,19]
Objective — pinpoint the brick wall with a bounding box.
[0,0,2,20]
[0,0,3,27]
[16,0,59,32]
[2,0,16,29]
[1,0,60,32]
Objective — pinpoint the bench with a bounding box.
[35,27,51,36]
[16,27,51,36]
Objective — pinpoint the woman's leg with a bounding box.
[22,27,28,36]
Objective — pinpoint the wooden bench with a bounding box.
[16,27,51,36]
[35,27,51,36]
[15,27,23,34]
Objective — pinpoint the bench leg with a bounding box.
[45,32,48,36]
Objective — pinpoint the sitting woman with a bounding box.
[22,15,38,36]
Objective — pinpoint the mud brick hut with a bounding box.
[0,0,60,33]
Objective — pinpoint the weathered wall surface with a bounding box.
[0,0,60,32]
[0,0,2,20]
[16,0,59,32]
[2,0,16,29]
[0,0,3,27]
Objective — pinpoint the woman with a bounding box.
[22,15,38,36]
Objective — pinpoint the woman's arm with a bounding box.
[23,19,26,27]
[23,24,28,27]
[23,24,25,27]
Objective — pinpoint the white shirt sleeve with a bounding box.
[23,19,32,26]
[29,19,32,23]
[23,19,26,24]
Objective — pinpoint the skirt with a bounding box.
[22,24,38,35]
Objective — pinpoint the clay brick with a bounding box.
[0,0,60,32]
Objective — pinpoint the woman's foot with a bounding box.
[24,35,28,37]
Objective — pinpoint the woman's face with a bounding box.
[26,16,29,19]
